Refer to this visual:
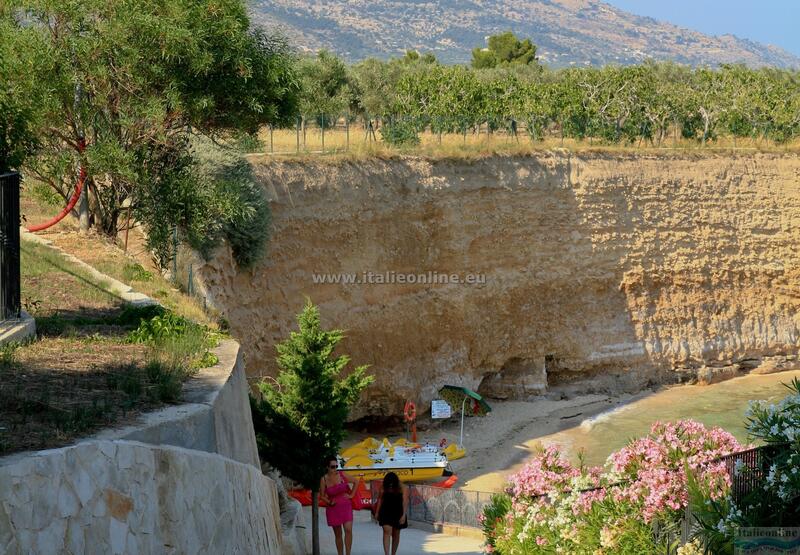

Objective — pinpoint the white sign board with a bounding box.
[431,399,452,419]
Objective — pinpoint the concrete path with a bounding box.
[303,508,484,555]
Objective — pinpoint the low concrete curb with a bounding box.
[21,229,157,306]
[0,310,35,346]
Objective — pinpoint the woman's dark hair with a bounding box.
[382,471,401,493]
[326,456,338,469]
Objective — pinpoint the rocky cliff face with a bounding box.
[197,152,800,418]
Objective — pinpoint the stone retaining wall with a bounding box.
[0,440,282,554]
[0,339,286,553]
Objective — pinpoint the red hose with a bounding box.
[27,139,87,232]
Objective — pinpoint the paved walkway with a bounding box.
[303,508,484,555]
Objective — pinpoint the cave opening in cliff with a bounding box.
[476,356,549,399]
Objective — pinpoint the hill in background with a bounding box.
[249,0,800,68]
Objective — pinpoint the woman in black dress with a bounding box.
[375,472,408,555]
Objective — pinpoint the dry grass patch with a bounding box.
[252,125,800,163]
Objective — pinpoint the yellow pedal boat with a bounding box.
[339,440,453,482]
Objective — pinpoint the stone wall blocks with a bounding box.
[1,441,282,553]
[35,518,67,554]
[56,480,80,518]
[0,339,281,553]
[65,518,85,554]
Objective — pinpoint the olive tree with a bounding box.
[3,0,298,266]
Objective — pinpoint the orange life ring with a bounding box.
[404,401,416,422]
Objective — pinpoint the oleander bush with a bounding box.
[483,420,743,554]
[688,379,800,554]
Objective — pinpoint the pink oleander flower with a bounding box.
[536,536,548,546]
[573,487,607,515]
[606,420,743,522]
[508,444,580,499]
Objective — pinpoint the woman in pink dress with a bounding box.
[320,457,357,555]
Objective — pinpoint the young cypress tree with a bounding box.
[251,300,373,555]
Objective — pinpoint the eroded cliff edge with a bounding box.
[197,152,800,418]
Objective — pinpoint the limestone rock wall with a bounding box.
[0,441,282,555]
[198,152,800,417]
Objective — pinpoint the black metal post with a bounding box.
[0,172,21,320]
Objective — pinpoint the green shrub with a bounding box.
[190,350,219,370]
[233,132,263,153]
[111,369,144,400]
[124,309,221,402]
[482,493,511,550]
[122,263,154,283]
[380,117,420,147]
[127,312,197,344]
[221,170,271,269]
[179,138,273,270]
[108,360,186,404]
[27,181,62,207]
[688,379,800,552]
[143,360,185,403]
[115,303,164,326]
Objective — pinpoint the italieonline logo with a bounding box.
[311,271,486,285]
[735,528,800,554]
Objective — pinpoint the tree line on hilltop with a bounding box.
[297,31,800,146]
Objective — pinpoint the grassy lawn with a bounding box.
[1,219,218,456]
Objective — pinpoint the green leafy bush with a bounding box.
[115,304,164,326]
[127,309,222,390]
[144,360,185,403]
[481,493,511,550]
[190,351,219,370]
[27,181,62,207]
[127,312,197,344]
[0,343,19,369]
[234,132,264,153]
[172,136,272,270]
[107,360,186,404]
[380,117,420,146]
[122,263,154,283]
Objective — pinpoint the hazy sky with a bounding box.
[606,0,800,56]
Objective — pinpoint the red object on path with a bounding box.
[288,489,325,507]
[351,480,371,510]
[288,478,375,509]
[27,138,87,232]
[431,474,458,489]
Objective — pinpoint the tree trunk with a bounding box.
[78,184,90,233]
[312,489,320,555]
